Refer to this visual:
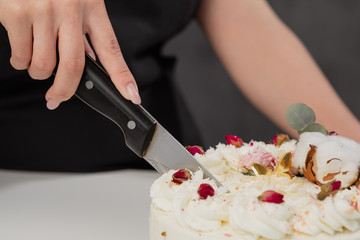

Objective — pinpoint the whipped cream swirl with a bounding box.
[229,189,292,239]
[150,138,360,239]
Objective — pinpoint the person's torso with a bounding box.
[0,0,202,172]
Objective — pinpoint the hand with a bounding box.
[0,0,141,109]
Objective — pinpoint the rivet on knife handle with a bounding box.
[75,54,157,157]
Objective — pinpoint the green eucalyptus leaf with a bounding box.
[286,103,316,130]
[298,123,328,135]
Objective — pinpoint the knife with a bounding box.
[70,54,222,187]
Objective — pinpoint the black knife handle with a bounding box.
[74,54,157,157]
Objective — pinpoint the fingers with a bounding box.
[7,17,33,70]
[84,35,96,60]
[4,0,139,111]
[27,13,57,80]
[86,6,141,104]
[45,9,85,110]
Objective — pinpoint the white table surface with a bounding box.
[0,169,160,240]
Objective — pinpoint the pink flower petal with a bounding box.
[241,149,275,169]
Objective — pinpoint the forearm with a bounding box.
[197,0,360,141]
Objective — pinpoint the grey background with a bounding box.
[164,0,360,148]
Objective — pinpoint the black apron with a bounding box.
[0,0,201,172]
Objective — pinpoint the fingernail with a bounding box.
[46,99,61,110]
[126,83,141,104]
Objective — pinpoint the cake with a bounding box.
[149,104,360,239]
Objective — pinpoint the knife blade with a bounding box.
[71,54,222,187]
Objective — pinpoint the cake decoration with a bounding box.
[285,103,327,135]
[172,169,192,185]
[272,133,290,146]
[317,180,341,201]
[293,132,360,188]
[197,183,215,200]
[257,190,284,204]
[185,145,204,155]
[251,152,293,179]
[149,103,360,240]
[225,135,244,148]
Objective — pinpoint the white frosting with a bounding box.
[150,136,360,240]
[229,190,292,239]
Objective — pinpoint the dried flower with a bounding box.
[172,169,192,184]
[197,183,215,200]
[330,181,341,191]
[258,190,284,204]
[242,149,275,169]
[317,180,341,200]
[225,135,243,148]
[185,145,204,155]
[329,131,338,136]
[272,133,290,146]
